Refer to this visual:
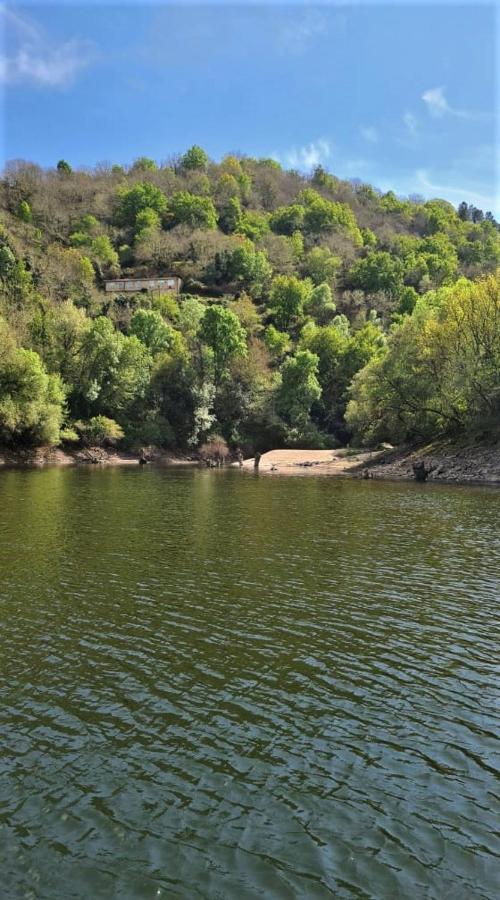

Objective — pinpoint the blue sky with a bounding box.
[1,1,498,213]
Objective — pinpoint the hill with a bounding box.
[0,148,498,455]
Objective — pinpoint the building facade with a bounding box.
[104,276,182,294]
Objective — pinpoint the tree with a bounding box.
[0,319,65,445]
[305,283,336,324]
[199,305,247,382]
[76,415,124,446]
[264,325,290,362]
[89,235,119,270]
[16,200,32,223]
[180,145,209,171]
[346,275,500,444]
[349,251,404,298]
[57,159,72,175]
[268,275,312,329]
[131,157,157,172]
[130,309,180,356]
[114,182,168,227]
[270,204,305,235]
[277,350,321,427]
[302,247,340,285]
[76,317,151,417]
[211,241,272,296]
[168,192,217,229]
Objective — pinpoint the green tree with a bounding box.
[114,182,168,227]
[181,145,209,171]
[199,305,247,382]
[16,200,32,223]
[268,275,312,329]
[349,251,404,298]
[0,319,65,445]
[76,317,151,417]
[270,204,305,235]
[130,309,180,356]
[89,236,119,269]
[57,159,72,175]
[131,157,157,172]
[168,192,217,229]
[302,247,340,285]
[305,283,336,324]
[277,350,322,427]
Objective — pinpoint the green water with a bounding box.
[0,467,499,899]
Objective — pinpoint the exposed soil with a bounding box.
[240,440,500,485]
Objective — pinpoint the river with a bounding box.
[1,467,499,898]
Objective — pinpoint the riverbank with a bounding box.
[241,439,500,485]
[1,438,499,485]
[364,438,500,485]
[0,446,198,468]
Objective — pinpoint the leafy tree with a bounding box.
[57,159,72,175]
[114,182,168,227]
[305,283,336,324]
[236,211,270,241]
[302,247,340,285]
[16,200,32,223]
[218,196,242,234]
[168,192,217,229]
[349,251,404,298]
[346,275,500,444]
[212,241,272,296]
[199,305,247,382]
[131,157,157,172]
[130,309,180,356]
[89,235,119,269]
[0,319,65,445]
[264,324,291,362]
[277,350,321,427]
[76,317,151,417]
[270,204,305,235]
[298,190,362,242]
[181,145,209,171]
[268,275,312,329]
[76,415,124,446]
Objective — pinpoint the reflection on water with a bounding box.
[0,468,499,898]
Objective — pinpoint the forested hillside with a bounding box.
[1,147,498,454]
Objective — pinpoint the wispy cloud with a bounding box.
[0,4,94,87]
[274,138,332,171]
[421,86,485,121]
[403,112,418,136]
[415,168,497,211]
[360,126,378,144]
[277,10,328,55]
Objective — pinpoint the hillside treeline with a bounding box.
[0,147,498,452]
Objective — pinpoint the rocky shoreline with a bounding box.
[360,439,500,485]
[1,439,499,486]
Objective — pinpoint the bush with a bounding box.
[76,416,124,447]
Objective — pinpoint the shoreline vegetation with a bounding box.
[1,149,498,464]
[2,439,498,485]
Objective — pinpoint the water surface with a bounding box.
[1,468,499,898]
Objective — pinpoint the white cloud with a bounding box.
[276,138,332,171]
[278,10,328,54]
[0,5,94,87]
[421,86,451,117]
[421,86,485,121]
[360,126,378,144]
[403,112,418,136]
[415,168,496,210]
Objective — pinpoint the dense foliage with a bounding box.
[0,149,498,452]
